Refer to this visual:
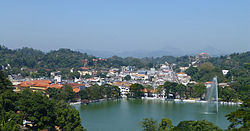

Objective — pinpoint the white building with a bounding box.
[54,75,62,82]
[222,70,229,76]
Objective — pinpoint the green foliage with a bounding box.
[144,85,154,97]
[45,87,61,100]
[124,75,131,81]
[0,71,85,130]
[82,74,91,79]
[17,89,56,130]
[185,66,198,77]
[193,84,206,99]
[0,71,22,130]
[226,99,250,130]
[0,110,22,131]
[0,71,11,92]
[140,118,158,131]
[46,86,76,102]
[140,118,173,131]
[55,101,84,131]
[185,83,194,99]
[96,72,107,78]
[208,52,250,69]
[79,84,120,100]
[79,89,88,100]
[158,118,173,131]
[61,85,76,102]
[69,71,81,79]
[175,84,186,99]
[139,99,250,131]
[156,85,165,97]
[226,67,250,101]
[129,83,145,98]
[0,46,96,77]
[173,120,222,131]
[219,86,238,102]
[163,81,178,99]
[103,84,120,99]
[185,63,225,82]
[40,48,92,69]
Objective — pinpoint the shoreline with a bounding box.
[141,97,242,105]
[69,98,121,105]
[70,97,242,105]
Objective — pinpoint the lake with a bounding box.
[73,99,239,131]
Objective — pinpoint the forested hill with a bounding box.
[207,52,250,69]
[0,45,187,70]
[0,45,249,71]
[0,45,96,69]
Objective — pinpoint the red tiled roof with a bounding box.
[142,88,156,93]
[73,88,80,93]
[48,84,63,89]
[19,81,31,87]
[19,80,51,88]
[33,83,49,87]
[80,67,89,70]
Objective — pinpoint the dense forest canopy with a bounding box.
[0,71,85,130]
[1,45,249,70]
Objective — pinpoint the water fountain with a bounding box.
[205,76,219,113]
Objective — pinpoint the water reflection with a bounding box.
[74,99,239,131]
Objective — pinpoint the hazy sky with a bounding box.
[0,0,249,53]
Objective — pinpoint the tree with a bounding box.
[129,83,144,98]
[226,99,250,130]
[79,89,88,100]
[124,75,131,81]
[176,84,186,99]
[45,87,61,100]
[0,110,22,131]
[17,89,56,130]
[158,118,173,131]
[16,89,85,130]
[173,120,222,131]
[85,85,103,100]
[82,74,91,79]
[0,71,85,130]
[163,81,178,99]
[109,85,120,99]
[186,83,194,99]
[156,85,165,98]
[96,72,107,78]
[0,71,21,130]
[145,85,154,97]
[55,101,85,131]
[185,66,198,77]
[61,85,75,102]
[79,84,120,101]
[193,84,206,100]
[69,71,81,79]
[140,118,157,131]
[219,87,238,102]
[0,71,11,92]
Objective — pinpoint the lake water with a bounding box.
[74,99,239,131]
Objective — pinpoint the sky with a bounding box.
[0,0,249,55]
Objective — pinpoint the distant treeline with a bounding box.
[0,45,249,81]
[1,45,249,69]
[0,45,192,70]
